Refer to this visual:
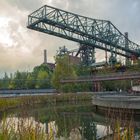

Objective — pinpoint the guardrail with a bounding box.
[0,89,57,94]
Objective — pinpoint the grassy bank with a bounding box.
[0,93,92,140]
[0,93,92,111]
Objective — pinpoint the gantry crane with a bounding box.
[27,5,140,66]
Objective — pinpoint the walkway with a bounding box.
[60,72,140,83]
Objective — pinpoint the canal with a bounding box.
[0,101,140,140]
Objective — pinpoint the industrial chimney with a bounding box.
[44,49,47,64]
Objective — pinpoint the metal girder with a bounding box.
[60,72,140,83]
[27,5,140,58]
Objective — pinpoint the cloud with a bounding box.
[0,0,140,76]
[6,0,42,11]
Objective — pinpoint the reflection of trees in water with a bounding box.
[55,113,97,139]
[56,113,81,137]
[19,103,97,139]
[4,102,140,139]
[34,107,139,140]
[80,116,97,140]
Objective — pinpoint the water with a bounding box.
[0,101,140,140]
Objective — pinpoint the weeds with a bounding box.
[0,116,50,140]
[0,93,92,111]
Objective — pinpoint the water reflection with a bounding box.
[0,102,140,140]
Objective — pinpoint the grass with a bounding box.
[0,100,138,140]
[104,107,135,140]
[0,116,51,140]
[0,93,137,140]
[0,98,20,111]
[0,104,86,140]
[0,93,92,111]
[0,93,92,140]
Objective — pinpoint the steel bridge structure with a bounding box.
[27,5,140,65]
[60,72,140,83]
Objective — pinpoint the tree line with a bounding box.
[0,64,52,89]
[0,54,92,92]
[0,53,140,92]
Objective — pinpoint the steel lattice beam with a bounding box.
[27,5,140,58]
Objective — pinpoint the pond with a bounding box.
[0,101,140,140]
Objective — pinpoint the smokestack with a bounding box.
[44,49,47,64]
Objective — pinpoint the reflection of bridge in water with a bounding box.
[60,72,140,83]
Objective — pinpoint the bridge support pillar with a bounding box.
[93,82,101,92]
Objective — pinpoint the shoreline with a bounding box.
[0,93,92,111]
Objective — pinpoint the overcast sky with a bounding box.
[0,0,140,75]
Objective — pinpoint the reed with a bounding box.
[0,93,92,111]
[0,116,54,140]
[105,107,135,140]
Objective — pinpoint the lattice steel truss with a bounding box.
[76,44,95,66]
[27,5,140,59]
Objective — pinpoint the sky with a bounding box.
[0,0,140,76]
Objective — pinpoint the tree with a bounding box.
[25,73,35,89]
[12,71,28,89]
[2,72,10,89]
[33,64,52,89]
[52,54,77,92]
[0,63,53,89]
[74,65,93,92]
[33,64,52,77]
[35,70,50,89]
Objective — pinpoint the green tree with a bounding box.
[2,72,10,89]
[33,64,52,89]
[52,54,77,92]
[25,73,35,89]
[35,70,50,89]
[74,65,93,92]
[12,71,28,89]
[8,81,15,89]
[0,64,53,89]
[33,64,52,78]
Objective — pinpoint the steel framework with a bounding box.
[27,5,140,59]
[60,72,140,83]
[76,44,95,66]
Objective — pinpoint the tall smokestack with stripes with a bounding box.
[44,49,47,64]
